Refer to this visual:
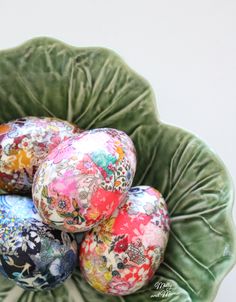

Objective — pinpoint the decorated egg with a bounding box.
[32,128,137,233]
[0,195,77,291]
[79,186,170,296]
[0,117,79,194]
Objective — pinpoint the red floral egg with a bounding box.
[0,117,79,194]
[32,128,137,233]
[79,186,170,296]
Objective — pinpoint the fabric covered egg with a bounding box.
[79,186,170,296]
[0,117,79,194]
[0,195,77,291]
[32,128,137,233]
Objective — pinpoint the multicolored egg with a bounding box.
[0,117,79,194]
[79,186,170,296]
[0,195,77,291]
[32,128,137,233]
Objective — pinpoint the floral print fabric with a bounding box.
[33,128,137,233]
[0,117,79,194]
[0,195,77,290]
[79,186,170,295]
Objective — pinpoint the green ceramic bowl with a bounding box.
[0,37,235,302]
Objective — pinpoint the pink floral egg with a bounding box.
[79,186,170,296]
[32,128,137,233]
[0,117,79,194]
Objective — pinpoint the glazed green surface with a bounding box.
[0,37,235,302]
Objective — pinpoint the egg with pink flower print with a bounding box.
[79,186,170,296]
[32,128,137,233]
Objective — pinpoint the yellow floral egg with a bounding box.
[0,117,79,194]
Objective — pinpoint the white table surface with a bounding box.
[0,1,235,301]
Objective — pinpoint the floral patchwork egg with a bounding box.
[0,117,79,194]
[79,186,170,296]
[0,195,77,291]
[32,128,137,233]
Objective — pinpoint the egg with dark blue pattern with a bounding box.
[0,195,77,291]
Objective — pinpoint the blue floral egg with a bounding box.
[0,195,77,291]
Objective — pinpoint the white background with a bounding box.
[0,1,235,301]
